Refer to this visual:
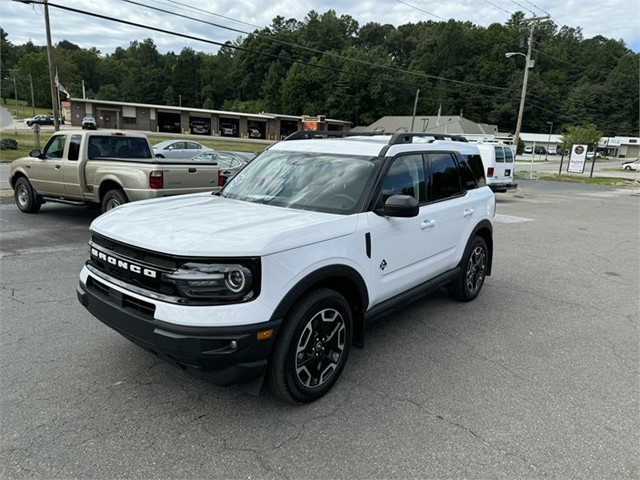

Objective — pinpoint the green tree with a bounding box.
[560,123,603,152]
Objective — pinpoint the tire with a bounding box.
[14,177,41,213]
[268,288,353,404]
[624,166,631,171]
[449,236,488,302]
[101,188,128,213]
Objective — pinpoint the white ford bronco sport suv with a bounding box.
[77,132,495,403]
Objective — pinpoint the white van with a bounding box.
[473,142,517,193]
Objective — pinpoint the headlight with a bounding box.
[164,263,255,302]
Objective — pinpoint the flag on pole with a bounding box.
[436,104,442,127]
[54,73,70,99]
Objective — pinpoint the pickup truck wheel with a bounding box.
[449,236,488,302]
[101,189,128,212]
[268,288,352,404]
[14,177,41,213]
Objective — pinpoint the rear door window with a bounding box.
[68,134,82,161]
[428,153,462,202]
[494,146,505,163]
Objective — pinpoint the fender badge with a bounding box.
[379,259,387,271]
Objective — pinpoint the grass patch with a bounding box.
[0,130,53,162]
[1,99,55,121]
[536,173,638,187]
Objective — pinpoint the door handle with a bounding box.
[188,168,197,173]
[463,208,474,217]
[55,165,61,169]
[420,220,436,229]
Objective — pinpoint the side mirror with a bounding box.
[29,148,42,158]
[375,195,419,218]
[166,146,174,150]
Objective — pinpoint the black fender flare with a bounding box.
[468,219,494,276]
[270,264,369,320]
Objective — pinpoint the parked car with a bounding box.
[621,159,639,171]
[189,150,256,184]
[586,151,603,159]
[523,146,533,154]
[220,125,236,136]
[152,140,213,159]
[25,115,64,126]
[249,127,262,138]
[534,146,546,155]
[547,147,557,155]
[82,116,97,130]
[76,131,495,403]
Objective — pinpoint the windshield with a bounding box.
[222,150,379,214]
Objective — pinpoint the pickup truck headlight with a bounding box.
[164,263,255,302]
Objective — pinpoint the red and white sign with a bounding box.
[568,144,588,173]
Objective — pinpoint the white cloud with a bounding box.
[1,0,638,53]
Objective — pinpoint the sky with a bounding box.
[1,0,639,54]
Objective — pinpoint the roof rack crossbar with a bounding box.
[284,130,388,141]
[388,132,468,145]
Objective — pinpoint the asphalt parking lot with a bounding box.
[1,180,638,479]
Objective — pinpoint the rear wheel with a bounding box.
[268,288,352,404]
[449,236,488,302]
[14,177,41,213]
[101,188,128,213]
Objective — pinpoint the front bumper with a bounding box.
[77,274,281,385]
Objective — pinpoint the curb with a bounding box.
[1,188,13,204]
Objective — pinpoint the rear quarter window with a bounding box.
[464,154,486,187]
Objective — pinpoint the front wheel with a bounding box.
[624,166,631,170]
[449,236,488,302]
[14,177,41,213]
[101,188,128,213]
[268,288,353,404]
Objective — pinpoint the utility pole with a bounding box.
[12,73,18,118]
[512,15,549,151]
[44,0,60,131]
[410,88,420,131]
[82,79,86,99]
[29,74,35,116]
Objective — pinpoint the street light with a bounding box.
[545,121,553,160]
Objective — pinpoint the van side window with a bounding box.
[494,146,505,163]
[428,153,462,201]
[68,134,82,161]
[504,147,514,163]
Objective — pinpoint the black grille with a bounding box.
[123,294,156,316]
[87,276,109,297]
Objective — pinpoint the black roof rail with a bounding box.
[284,130,387,141]
[388,132,468,145]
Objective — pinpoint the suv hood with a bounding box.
[90,193,359,257]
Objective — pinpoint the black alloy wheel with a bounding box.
[268,288,353,404]
[449,236,488,302]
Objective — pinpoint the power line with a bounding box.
[533,48,638,78]
[482,0,513,15]
[19,1,625,130]
[393,0,447,21]
[522,0,562,26]
[121,0,514,94]
[508,0,536,16]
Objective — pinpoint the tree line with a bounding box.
[1,10,638,136]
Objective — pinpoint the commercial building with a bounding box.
[67,99,351,139]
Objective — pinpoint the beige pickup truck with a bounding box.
[10,131,220,213]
